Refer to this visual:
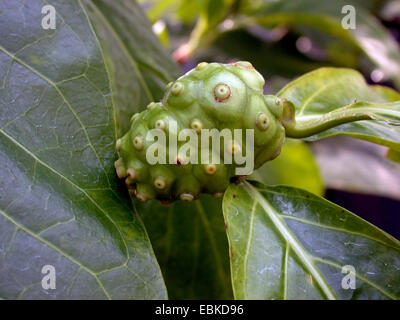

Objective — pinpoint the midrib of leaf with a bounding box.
[283,244,290,300]
[84,0,154,102]
[242,182,337,300]
[243,200,257,298]
[296,104,400,121]
[297,80,345,115]
[0,208,111,299]
[251,186,400,300]
[195,201,230,295]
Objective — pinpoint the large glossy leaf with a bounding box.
[277,68,400,150]
[0,0,165,299]
[248,0,400,88]
[223,181,400,299]
[251,139,324,196]
[82,0,180,137]
[136,196,233,299]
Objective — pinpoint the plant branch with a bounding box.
[282,100,400,138]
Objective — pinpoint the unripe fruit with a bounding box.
[115,62,285,203]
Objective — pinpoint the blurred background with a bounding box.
[139,0,400,237]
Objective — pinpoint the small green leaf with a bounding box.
[137,195,233,299]
[278,68,400,150]
[251,139,324,196]
[223,181,400,299]
[82,0,180,137]
[0,0,165,299]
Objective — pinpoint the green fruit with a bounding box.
[115,62,285,203]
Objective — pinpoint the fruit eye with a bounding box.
[171,82,184,96]
[256,113,269,131]
[154,176,166,189]
[155,119,167,130]
[190,119,202,133]
[213,83,231,102]
[133,136,145,151]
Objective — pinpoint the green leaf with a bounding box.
[311,137,400,200]
[251,139,324,196]
[141,0,199,24]
[387,148,400,163]
[248,0,400,88]
[81,0,180,137]
[137,195,233,299]
[143,0,179,23]
[199,0,228,26]
[0,0,165,299]
[277,68,400,150]
[203,29,330,79]
[223,181,400,299]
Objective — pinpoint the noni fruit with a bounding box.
[115,61,286,204]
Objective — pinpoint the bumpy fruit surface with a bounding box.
[115,62,285,204]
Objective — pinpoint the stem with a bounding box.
[173,0,243,63]
[285,111,370,138]
[282,101,400,138]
